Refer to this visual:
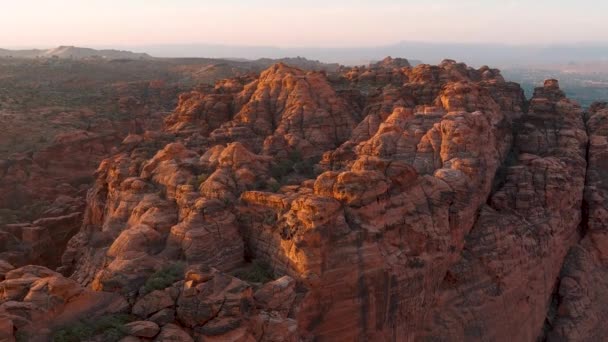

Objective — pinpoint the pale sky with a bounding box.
[2,0,607,48]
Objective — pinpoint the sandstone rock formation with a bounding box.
[2,59,606,341]
[421,79,588,341]
[546,101,608,341]
[0,265,128,341]
[238,61,527,341]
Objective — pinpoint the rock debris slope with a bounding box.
[0,59,605,341]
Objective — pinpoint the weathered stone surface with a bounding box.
[546,103,608,341]
[254,276,296,315]
[0,260,15,281]
[0,265,128,340]
[154,323,194,342]
[132,289,174,318]
[420,78,588,341]
[2,60,595,341]
[0,210,83,268]
[0,316,14,341]
[149,308,176,327]
[237,62,525,340]
[125,320,161,338]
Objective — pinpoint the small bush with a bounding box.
[407,257,426,269]
[232,260,274,283]
[222,197,233,207]
[270,159,294,182]
[15,331,29,342]
[293,159,316,177]
[0,208,19,225]
[142,262,185,294]
[263,213,277,225]
[51,313,134,342]
[191,173,209,188]
[270,150,318,183]
[268,182,281,193]
[252,179,267,191]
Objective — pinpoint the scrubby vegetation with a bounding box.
[0,208,19,225]
[142,262,186,294]
[0,200,50,224]
[51,313,134,342]
[232,259,275,283]
[270,150,317,184]
[190,173,209,188]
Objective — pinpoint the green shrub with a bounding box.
[232,260,274,283]
[270,159,294,182]
[15,331,29,342]
[0,208,18,225]
[51,313,134,342]
[191,173,209,188]
[222,197,233,207]
[293,159,315,178]
[252,179,267,191]
[263,213,277,225]
[270,150,318,183]
[268,182,281,193]
[142,262,185,294]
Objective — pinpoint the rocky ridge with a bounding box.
[0,59,606,341]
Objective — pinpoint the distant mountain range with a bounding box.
[119,41,608,67]
[0,46,151,60]
[2,42,608,68]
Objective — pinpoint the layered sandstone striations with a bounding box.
[0,60,603,341]
[546,101,608,341]
[240,61,528,340]
[421,80,588,341]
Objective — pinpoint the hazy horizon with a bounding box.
[3,0,608,48]
[4,41,608,68]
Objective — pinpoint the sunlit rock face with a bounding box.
[2,59,602,341]
[239,61,529,340]
[420,78,588,341]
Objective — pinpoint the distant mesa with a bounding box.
[0,46,152,60]
[371,56,412,68]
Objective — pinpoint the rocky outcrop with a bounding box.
[0,131,118,211]
[1,263,298,341]
[238,61,528,340]
[420,79,588,341]
[0,124,169,269]
[0,196,84,268]
[546,102,608,341]
[167,63,360,158]
[57,60,547,341]
[5,60,606,341]
[0,265,128,341]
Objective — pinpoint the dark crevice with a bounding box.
[538,277,562,342]
[486,120,522,207]
[577,120,592,240]
[539,109,593,340]
[487,142,519,206]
